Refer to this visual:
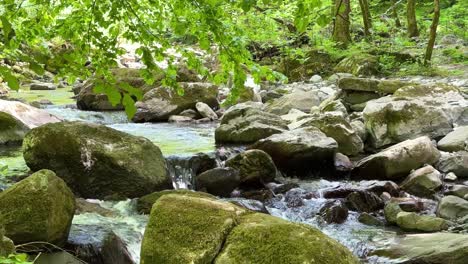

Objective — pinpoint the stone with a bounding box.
[445,172,458,181]
[350,120,367,142]
[225,150,277,186]
[179,109,202,119]
[133,82,219,122]
[195,102,218,120]
[446,185,468,200]
[281,109,308,124]
[384,201,403,225]
[215,103,288,144]
[309,74,322,83]
[265,90,322,115]
[438,126,468,152]
[396,212,448,232]
[75,198,115,217]
[0,233,14,257]
[400,165,442,198]
[352,136,440,180]
[436,151,468,178]
[196,168,241,197]
[319,200,349,224]
[30,82,57,90]
[334,153,354,173]
[372,233,468,264]
[437,195,468,220]
[23,121,172,199]
[346,190,384,213]
[137,190,216,214]
[168,115,193,123]
[358,213,384,226]
[250,127,338,175]
[225,198,269,214]
[0,170,75,245]
[333,54,379,76]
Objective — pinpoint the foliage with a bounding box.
[0,254,33,264]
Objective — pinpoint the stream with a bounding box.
[0,88,400,263]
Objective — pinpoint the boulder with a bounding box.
[352,136,440,180]
[437,195,468,220]
[225,150,277,186]
[196,168,241,197]
[265,90,322,115]
[446,185,468,200]
[133,83,218,122]
[400,165,442,198]
[346,190,384,213]
[372,233,468,264]
[168,115,193,123]
[137,189,215,214]
[396,212,448,232]
[195,102,218,120]
[333,54,379,76]
[319,200,349,224]
[30,82,57,90]
[23,121,172,199]
[438,126,468,152]
[436,151,468,178]
[215,103,288,144]
[384,201,403,225]
[250,127,338,175]
[338,77,409,94]
[0,170,75,245]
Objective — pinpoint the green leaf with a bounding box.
[0,67,20,90]
[0,15,12,43]
[29,61,45,75]
[122,93,137,118]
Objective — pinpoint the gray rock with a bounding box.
[396,212,448,232]
[195,102,218,120]
[265,90,322,115]
[400,165,442,198]
[437,151,468,178]
[30,82,57,90]
[438,126,468,152]
[225,150,277,186]
[168,115,193,123]
[446,185,468,199]
[319,200,349,224]
[437,195,468,220]
[196,167,241,197]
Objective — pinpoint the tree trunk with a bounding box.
[358,0,372,36]
[391,0,402,27]
[332,0,351,47]
[406,0,418,37]
[424,0,440,65]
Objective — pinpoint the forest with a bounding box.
[0,0,467,263]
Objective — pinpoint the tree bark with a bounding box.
[424,0,440,64]
[406,0,419,37]
[358,0,372,36]
[391,0,402,27]
[332,0,351,47]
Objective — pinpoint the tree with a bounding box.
[332,0,351,47]
[358,0,372,36]
[406,0,419,37]
[424,0,440,64]
[391,0,402,27]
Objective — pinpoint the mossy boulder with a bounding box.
[396,212,448,232]
[215,103,288,144]
[334,54,379,76]
[137,190,215,214]
[214,213,359,264]
[384,201,403,225]
[23,121,172,199]
[0,169,75,245]
[133,82,219,122]
[352,136,440,180]
[225,150,277,186]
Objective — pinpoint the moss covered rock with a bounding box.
[437,195,468,220]
[136,190,215,214]
[214,213,359,264]
[23,121,172,199]
[396,212,448,232]
[0,231,14,257]
[334,54,379,76]
[196,168,241,197]
[225,150,277,186]
[0,169,75,245]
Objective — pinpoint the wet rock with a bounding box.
[438,126,468,152]
[196,167,241,197]
[365,181,400,197]
[437,195,468,220]
[400,165,442,198]
[137,190,215,214]
[384,201,403,225]
[271,182,300,194]
[323,187,359,199]
[284,188,305,207]
[250,127,338,175]
[100,231,135,264]
[225,198,269,214]
[436,151,468,178]
[215,102,288,144]
[168,115,193,123]
[75,198,115,217]
[133,82,219,122]
[319,200,349,224]
[195,102,218,120]
[265,90,322,115]
[23,121,172,199]
[0,170,75,245]
[30,82,57,90]
[396,212,448,232]
[352,136,440,180]
[446,185,468,200]
[358,212,384,226]
[346,190,384,212]
[239,188,274,203]
[225,149,277,186]
[371,232,468,264]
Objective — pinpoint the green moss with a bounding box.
[137,190,216,214]
[214,213,360,264]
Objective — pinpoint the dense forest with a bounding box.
[0,0,467,263]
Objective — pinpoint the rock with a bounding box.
[309,74,322,83]
[396,212,448,232]
[265,90,322,115]
[195,102,218,120]
[0,232,14,257]
[271,182,300,194]
[137,189,215,214]
[350,120,367,142]
[297,112,363,156]
[446,185,468,200]
[196,167,241,197]
[334,153,354,173]
[319,200,349,224]
[338,77,408,94]
[35,252,83,264]
[179,109,202,119]
[342,91,381,106]
[319,100,348,115]
[0,99,61,144]
[250,127,338,175]
[0,170,75,245]
[372,233,468,264]
[334,54,379,76]
[436,151,468,178]
[400,165,442,198]
[133,82,219,122]
[384,201,403,225]
[437,195,468,220]
[75,198,115,217]
[30,82,57,90]
[225,198,269,214]
[23,121,172,199]
[438,126,468,152]
[215,103,288,144]
[168,115,193,123]
[398,200,424,212]
[445,172,458,181]
[352,136,440,180]
[358,213,384,226]
[363,84,467,148]
[76,80,125,111]
[346,190,384,213]
[239,188,274,203]
[365,181,400,197]
[225,150,277,186]
[281,109,308,124]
